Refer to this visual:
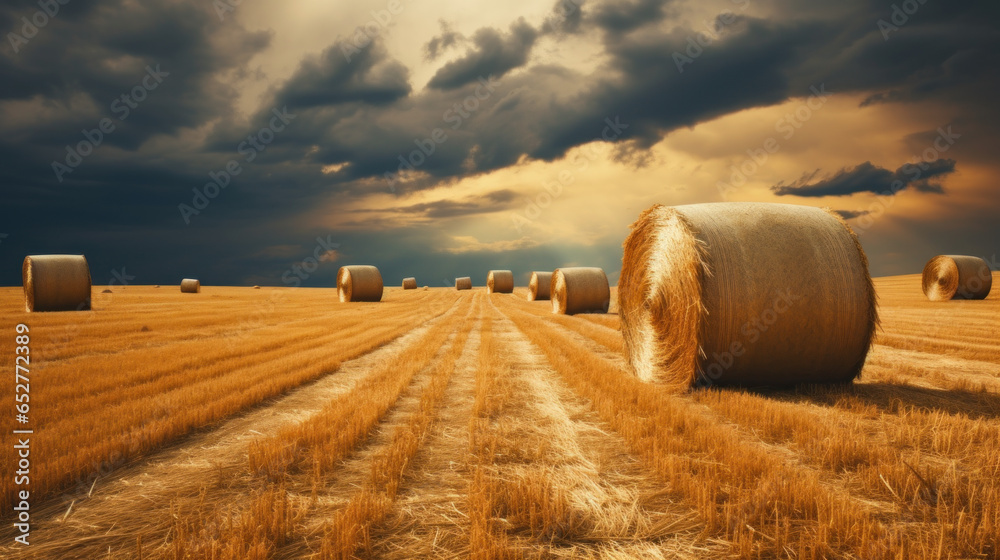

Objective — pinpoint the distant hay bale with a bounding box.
[528,271,552,301]
[455,277,472,290]
[487,270,514,294]
[180,279,201,293]
[154,285,161,288]
[338,265,383,302]
[551,267,610,315]
[922,255,992,301]
[101,289,113,294]
[619,202,877,389]
[22,255,92,312]
[253,285,260,289]
[402,277,418,290]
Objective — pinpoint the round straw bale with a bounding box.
[455,277,472,290]
[487,270,514,294]
[551,267,610,315]
[528,271,552,301]
[22,255,92,312]
[180,279,201,293]
[619,202,877,389]
[253,285,260,289]
[338,265,383,302]
[922,255,992,301]
[402,277,418,290]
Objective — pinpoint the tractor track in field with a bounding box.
[466,302,722,559]
[0,299,462,560]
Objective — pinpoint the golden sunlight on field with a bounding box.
[0,274,998,559]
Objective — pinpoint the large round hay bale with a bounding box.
[338,265,383,302]
[551,267,610,315]
[619,202,877,389]
[528,271,552,301]
[22,255,92,312]
[487,270,514,294]
[921,255,992,301]
[402,277,418,290]
[180,279,201,293]
[455,277,472,290]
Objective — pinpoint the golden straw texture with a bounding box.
[402,277,418,290]
[528,271,552,301]
[921,255,992,301]
[455,277,472,290]
[180,279,201,293]
[487,270,514,294]
[337,265,383,302]
[551,267,610,315]
[22,255,92,312]
[619,202,878,389]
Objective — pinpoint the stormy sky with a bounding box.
[1,0,998,288]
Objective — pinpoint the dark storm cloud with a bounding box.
[591,0,670,34]
[3,0,1000,287]
[379,189,519,219]
[772,159,955,197]
[424,21,465,61]
[276,42,411,109]
[0,0,270,150]
[427,19,538,90]
[833,209,872,220]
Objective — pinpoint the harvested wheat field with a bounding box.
[0,273,998,559]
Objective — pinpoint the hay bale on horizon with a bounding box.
[180,279,201,293]
[338,265,383,302]
[22,255,92,312]
[455,277,472,290]
[528,271,552,301]
[402,277,418,290]
[619,202,877,390]
[922,255,992,301]
[552,267,609,315]
[253,285,261,289]
[487,270,514,294]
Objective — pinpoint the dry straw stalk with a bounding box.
[618,202,877,389]
[22,254,92,312]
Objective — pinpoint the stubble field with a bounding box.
[0,272,998,559]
